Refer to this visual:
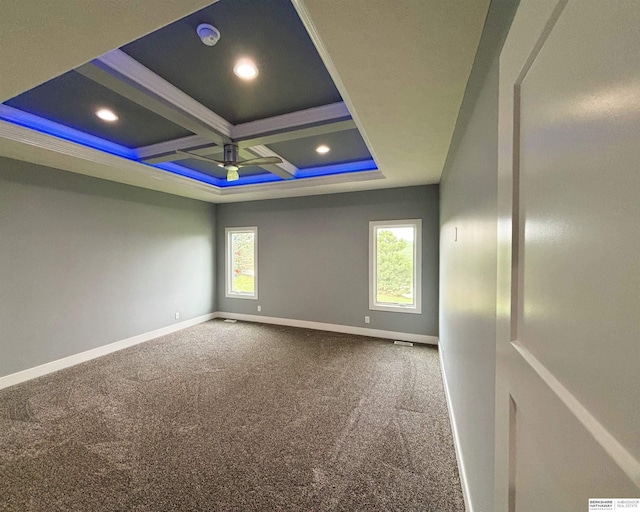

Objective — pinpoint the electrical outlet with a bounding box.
[257,305,262,312]
[364,316,370,324]
[175,312,180,320]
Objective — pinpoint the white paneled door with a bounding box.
[495,1,640,511]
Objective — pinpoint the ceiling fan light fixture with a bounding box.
[233,58,259,80]
[175,145,280,184]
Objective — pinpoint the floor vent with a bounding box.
[394,340,413,347]
[223,319,238,323]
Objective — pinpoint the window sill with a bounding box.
[225,293,258,300]
[369,303,421,314]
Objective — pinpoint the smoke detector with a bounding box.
[197,23,221,46]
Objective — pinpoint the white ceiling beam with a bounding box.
[231,102,355,147]
[235,119,356,148]
[79,50,353,175]
[230,101,350,140]
[137,135,217,164]
[97,50,233,137]
[77,49,232,146]
[77,62,230,146]
[245,145,298,179]
[136,135,212,159]
[92,51,352,147]
[139,102,355,163]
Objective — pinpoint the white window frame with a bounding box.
[369,219,422,314]
[225,226,258,300]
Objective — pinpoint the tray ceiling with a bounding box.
[0,0,490,203]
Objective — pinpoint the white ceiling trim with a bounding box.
[235,119,356,148]
[290,0,379,166]
[230,101,350,140]
[0,119,221,197]
[246,145,298,178]
[136,134,213,160]
[0,120,131,167]
[0,119,385,202]
[97,49,233,138]
[219,169,384,196]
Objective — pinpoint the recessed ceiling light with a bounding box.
[96,108,118,122]
[316,145,330,154]
[233,58,259,80]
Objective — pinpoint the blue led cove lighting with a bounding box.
[216,172,283,187]
[0,104,136,159]
[0,105,378,187]
[295,159,377,179]
[154,162,224,186]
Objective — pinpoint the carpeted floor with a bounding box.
[0,320,464,511]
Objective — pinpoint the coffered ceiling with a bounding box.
[0,0,490,203]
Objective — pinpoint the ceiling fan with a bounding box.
[177,144,282,182]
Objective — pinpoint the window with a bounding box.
[369,219,421,313]
[225,227,258,299]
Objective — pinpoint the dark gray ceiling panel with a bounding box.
[122,0,342,124]
[267,128,372,169]
[4,71,192,148]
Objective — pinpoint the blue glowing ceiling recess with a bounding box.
[0,0,377,189]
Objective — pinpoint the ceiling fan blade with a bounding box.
[176,150,224,166]
[237,156,283,168]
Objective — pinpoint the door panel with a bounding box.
[519,0,640,456]
[512,355,638,511]
[496,1,640,510]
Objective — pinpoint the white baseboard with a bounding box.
[215,311,438,345]
[0,312,218,391]
[439,346,473,512]
[1,312,436,391]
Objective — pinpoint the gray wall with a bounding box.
[0,158,216,377]
[439,2,519,511]
[217,186,439,336]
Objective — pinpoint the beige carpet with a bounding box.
[0,320,464,511]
